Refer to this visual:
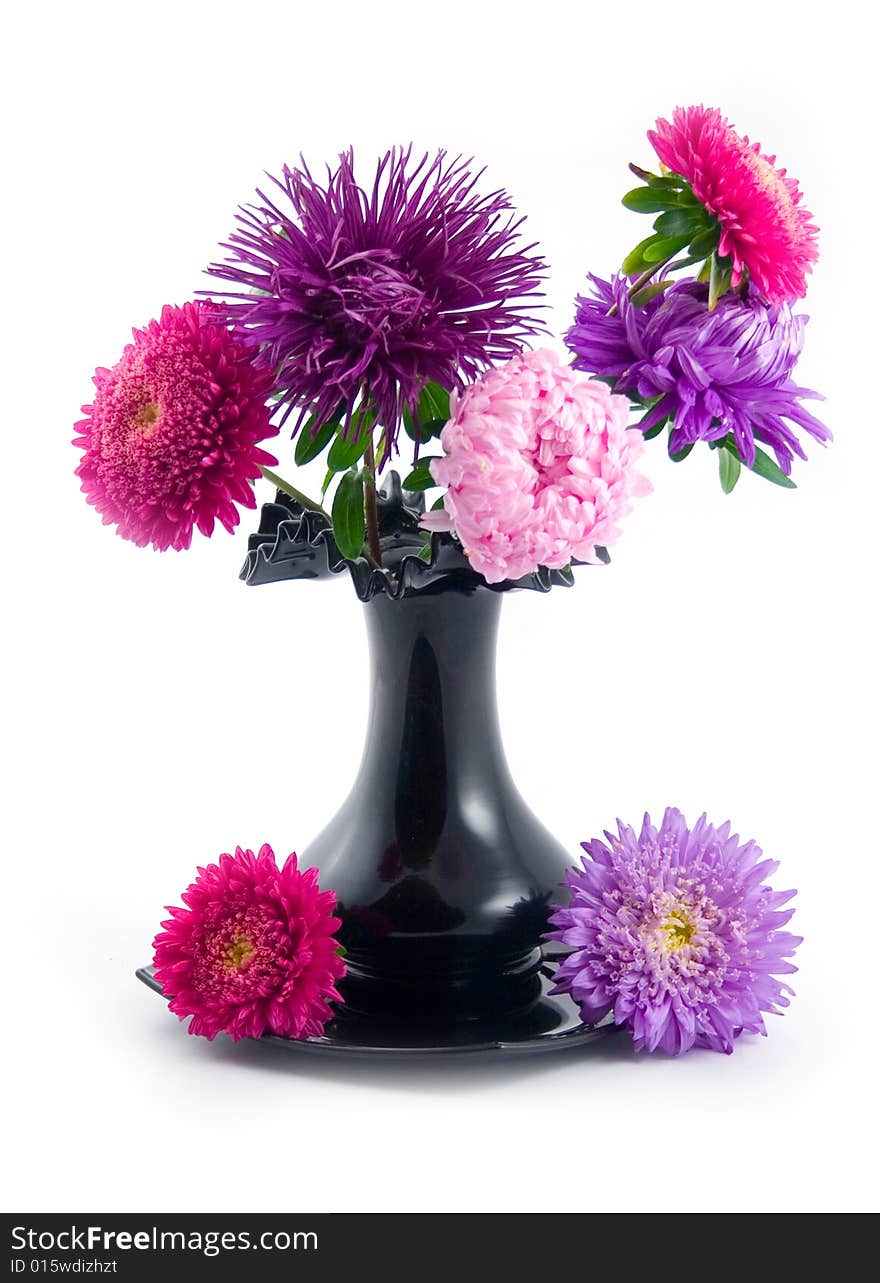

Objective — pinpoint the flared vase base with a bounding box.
[136,957,617,1060]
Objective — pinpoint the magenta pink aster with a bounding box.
[74,302,278,551]
[152,845,345,1042]
[421,349,650,584]
[548,809,801,1055]
[648,105,819,305]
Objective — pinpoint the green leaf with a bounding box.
[326,409,374,472]
[629,164,687,191]
[664,251,707,274]
[403,411,432,444]
[708,253,732,310]
[331,468,366,560]
[327,431,370,472]
[650,176,688,191]
[687,224,720,260]
[653,207,704,240]
[643,233,692,264]
[622,187,679,214]
[418,381,450,423]
[621,236,662,274]
[627,163,660,184]
[294,410,342,466]
[631,280,676,308]
[669,439,694,462]
[717,435,797,489]
[404,381,451,442]
[641,416,668,441]
[750,444,797,489]
[403,459,440,491]
[719,445,741,493]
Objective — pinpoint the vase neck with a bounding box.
[357,587,509,820]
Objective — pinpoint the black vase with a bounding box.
[306,579,571,1027]
[138,484,612,1053]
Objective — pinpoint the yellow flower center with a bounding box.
[226,934,255,969]
[660,909,696,952]
[135,402,160,437]
[742,148,795,223]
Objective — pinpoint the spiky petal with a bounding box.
[648,105,819,304]
[74,302,277,551]
[153,845,345,1042]
[206,148,546,459]
[548,808,801,1055]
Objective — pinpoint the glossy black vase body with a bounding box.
[305,582,571,1026]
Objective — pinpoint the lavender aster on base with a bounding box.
[566,274,829,473]
[547,808,801,1055]
[207,148,546,461]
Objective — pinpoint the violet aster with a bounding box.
[153,845,345,1042]
[548,808,801,1055]
[207,147,546,461]
[566,275,829,472]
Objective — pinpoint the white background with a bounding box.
[2,0,876,1216]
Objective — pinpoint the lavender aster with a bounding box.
[548,808,801,1055]
[207,148,546,460]
[566,275,829,472]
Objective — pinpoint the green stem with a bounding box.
[362,438,382,568]
[259,466,328,519]
[606,255,679,317]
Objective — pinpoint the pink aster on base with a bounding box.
[74,301,278,551]
[422,349,650,584]
[152,845,345,1042]
[648,105,819,305]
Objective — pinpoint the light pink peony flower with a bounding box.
[152,845,345,1042]
[648,105,819,305]
[74,302,278,551]
[421,349,650,584]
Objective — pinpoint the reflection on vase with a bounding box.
[393,635,448,870]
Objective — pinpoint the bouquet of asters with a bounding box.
[76,107,819,1058]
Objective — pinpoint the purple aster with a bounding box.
[565,274,829,471]
[548,808,801,1055]
[206,147,546,460]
